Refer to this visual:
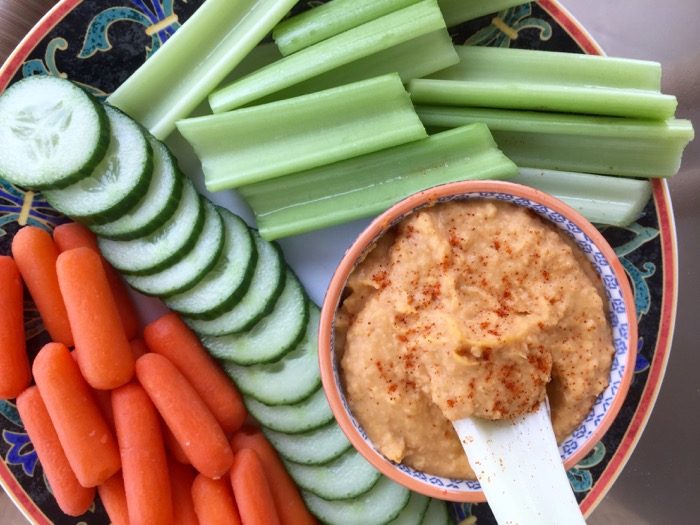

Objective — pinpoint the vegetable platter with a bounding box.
[0,0,682,523]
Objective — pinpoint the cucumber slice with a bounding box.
[90,137,183,239]
[166,209,256,318]
[302,477,411,525]
[262,422,351,466]
[388,492,430,525]
[44,105,152,224]
[421,498,450,524]
[202,270,308,364]
[222,307,319,404]
[286,448,381,500]
[98,179,204,275]
[184,232,284,334]
[0,76,109,190]
[244,387,334,434]
[123,200,224,297]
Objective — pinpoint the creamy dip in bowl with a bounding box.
[318,180,637,502]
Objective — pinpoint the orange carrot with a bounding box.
[32,342,120,487]
[0,256,30,399]
[129,338,149,360]
[53,222,141,339]
[135,353,233,479]
[230,449,280,525]
[56,247,134,389]
[11,226,73,345]
[230,428,317,525]
[16,386,95,516]
[169,459,199,525]
[69,350,115,432]
[98,473,129,525]
[164,424,190,465]
[192,473,241,525]
[144,313,247,435]
[92,388,115,432]
[112,382,173,525]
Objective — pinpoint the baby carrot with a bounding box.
[230,428,317,525]
[112,382,173,525]
[32,342,120,487]
[129,338,149,360]
[192,473,242,525]
[0,256,30,399]
[169,459,199,525]
[11,226,73,345]
[16,386,95,516]
[164,423,190,464]
[57,247,134,390]
[230,448,280,525]
[53,222,141,340]
[98,473,129,525]
[135,353,234,479]
[144,312,247,435]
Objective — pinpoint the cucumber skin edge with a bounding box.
[111,193,206,276]
[90,163,185,241]
[210,297,310,366]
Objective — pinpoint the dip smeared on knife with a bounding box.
[336,200,614,479]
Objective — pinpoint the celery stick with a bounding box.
[438,0,531,27]
[273,0,421,56]
[177,74,427,192]
[262,29,458,102]
[429,46,663,91]
[415,106,695,178]
[512,168,652,226]
[238,125,518,240]
[209,0,447,113]
[409,47,675,119]
[410,79,677,119]
[107,0,296,139]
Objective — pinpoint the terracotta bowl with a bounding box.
[318,180,637,502]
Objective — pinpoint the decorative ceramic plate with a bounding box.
[0,1,677,524]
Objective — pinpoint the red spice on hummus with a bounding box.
[336,200,614,479]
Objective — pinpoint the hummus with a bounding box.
[336,200,614,479]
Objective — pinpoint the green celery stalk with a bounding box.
[512,168,652,226]
[428,46,662,90]
[261,29,458,102]
[415,105,695,178]
[273,0,422,56]
[177,74,427,191]
[209,0,447,112]
[438,0,531,27]
[409,46,676,119]
[107,0,296,139]
[238,124,518,240]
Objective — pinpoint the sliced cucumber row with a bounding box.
[222,306,319,403]
[98,179,204,275]
[244,386,334,434]
[302,477,411,525]
[203,270,308,365]
[184,231,285,334]
[166,209,256,319]
[263,421,350,466]
[0,75,110,190]
[124,200,224,297]
[44,105,153,225]
[90,137,183,240]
